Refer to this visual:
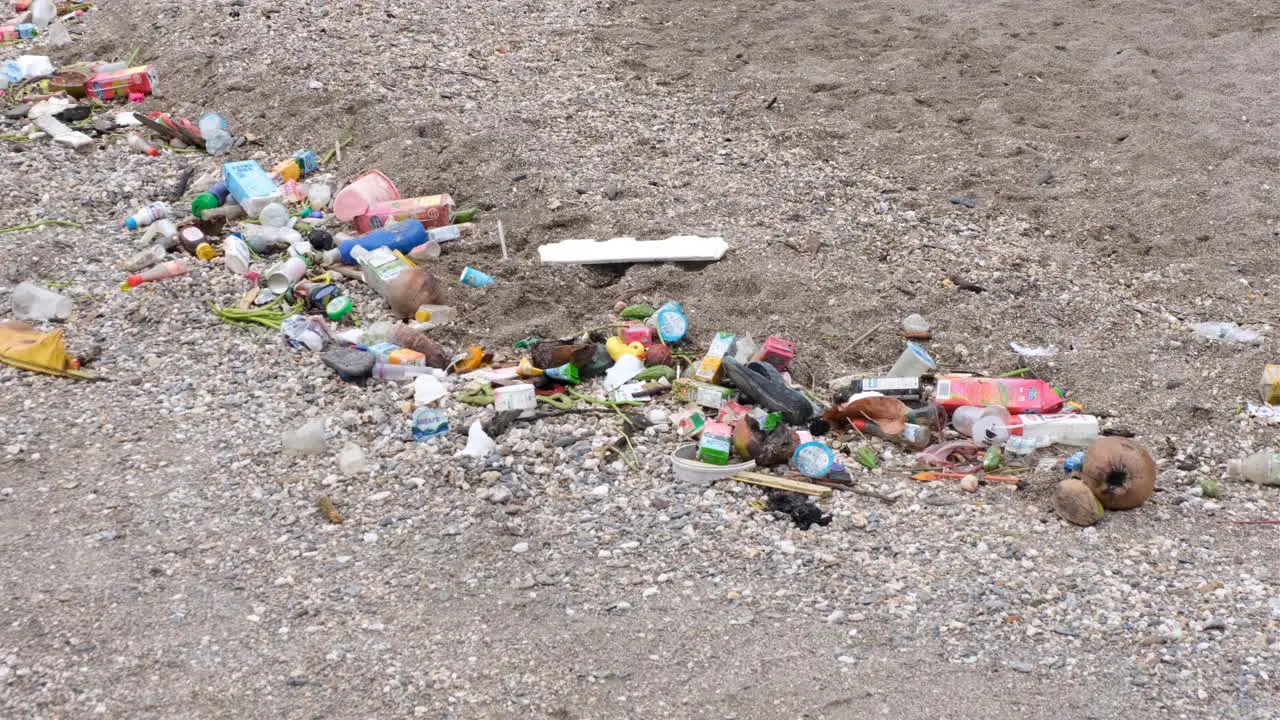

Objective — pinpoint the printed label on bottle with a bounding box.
[936,380,951,400]
[863,377,920,393]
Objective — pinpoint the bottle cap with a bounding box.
[191,192,220,219]
[1226,459,1242,478]
[124,217,139,230]
[326,296,352,321]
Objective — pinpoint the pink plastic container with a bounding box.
[333,170,400,222]
[620,325,652,346]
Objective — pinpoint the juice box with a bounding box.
[674,409,706,437]
[620,325,652,346]
[697,422,733,465]
[388,348,426,367]
[717,400,751,426]
[756,335,795,371]
[693,331,736,383]
[357,194,454,233]
[355,245,410,296]
[673,379,734,409]
[366,342,402,364]
[84,65,156,101]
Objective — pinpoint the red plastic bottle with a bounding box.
[934,376,1063,414]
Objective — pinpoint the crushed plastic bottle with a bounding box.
[1191,321,1262,345]
[199,113,234,155]
[1227,450,1280,487]
[11,281,72,321]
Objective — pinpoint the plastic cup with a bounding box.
[333,170,399,222]
[459,266,495,288]
[887,341,936,378]
[265,256,307,293]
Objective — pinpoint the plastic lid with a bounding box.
[191,192,220,218]
[792,441,835,478]
[326,296,352,321]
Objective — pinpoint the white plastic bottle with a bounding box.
[1227,451,1280,487]
[974,413,1100,448]
[124,202,170,230]
[413,304,457,326]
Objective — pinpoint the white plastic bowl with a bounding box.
[671,444,755,486]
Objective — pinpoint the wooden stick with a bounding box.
[498,220,508,260]
[732,472,832,498]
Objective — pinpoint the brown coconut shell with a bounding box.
[384,267,445,319]
[1053,478,1105,526]
[1083,437,1156,510]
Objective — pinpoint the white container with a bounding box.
[223,235,252,275]
[10,281,72,321]
[265,256,307,293]
[887,341,936,378]
[974,413,1100,448]
[495,383,537,416]
[670,444,755,486]
[951,406,1009,438]
[413,374,447,407]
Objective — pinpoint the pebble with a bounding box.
[512,541,530,554]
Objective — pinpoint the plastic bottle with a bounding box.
[413,304,457,325]
[123,244,167,272]
[124,260,190,289]
[326,219,427,265]
[306,182,332,209]
[11,281,72,321]
[650,302,688,343]
[850,418,932,450]
[124,202,169,230]
[126,133,159,157]
[199,113,233,155]
[844,376,922,399]
[258,202,290,229]
[1227,451,1280,487]
[191,181,229,218]
[973,413,1100,448]
[935,376,1064,414]
[30,0,55,29]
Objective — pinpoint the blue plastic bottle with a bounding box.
[331,219,427,265]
